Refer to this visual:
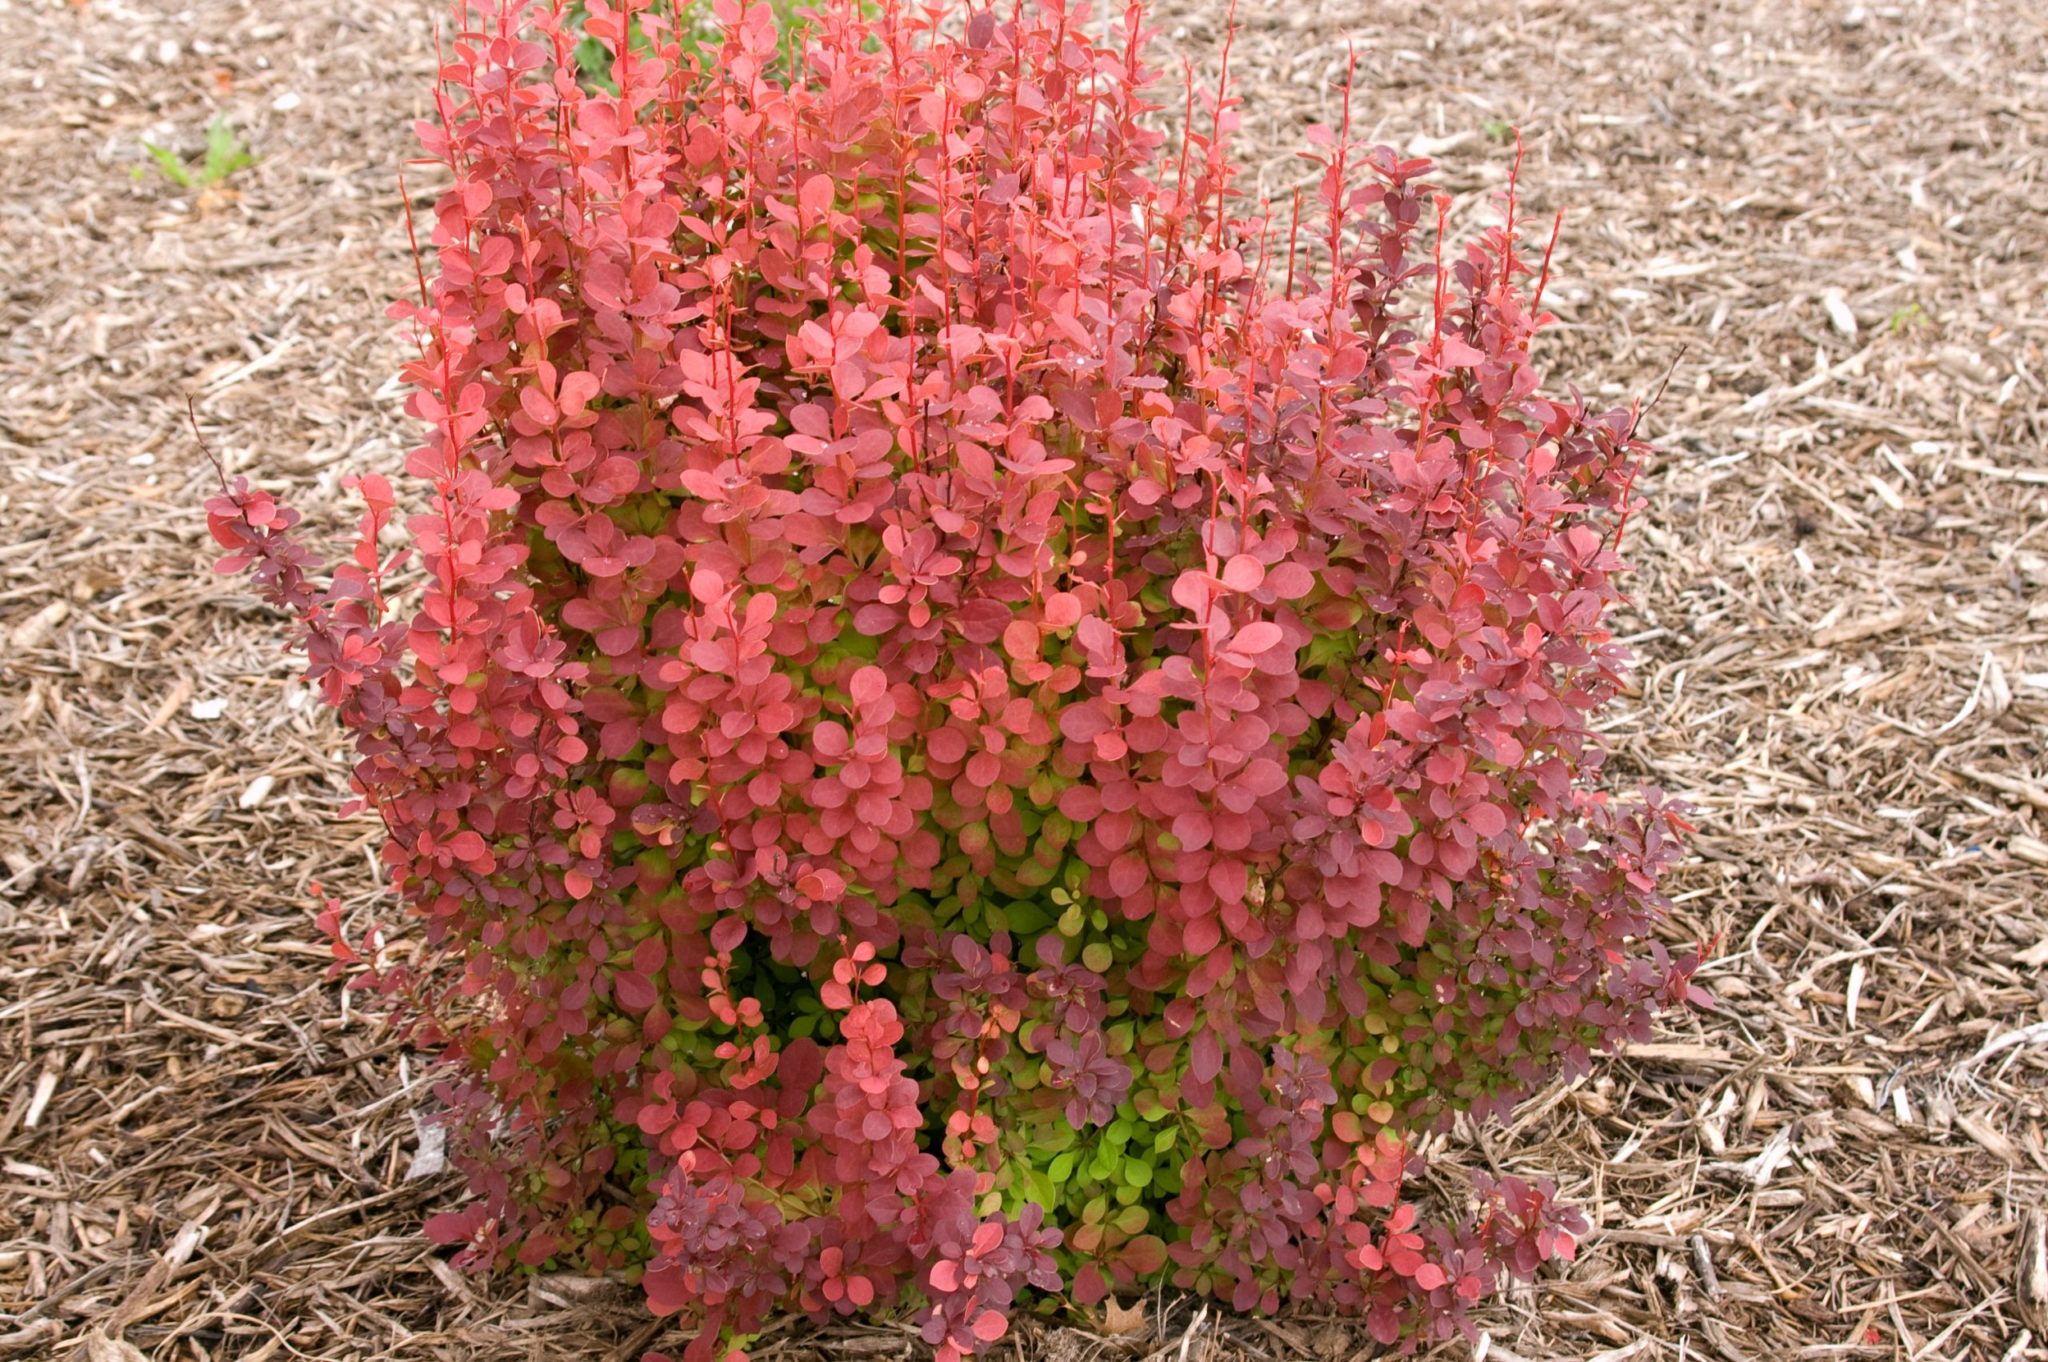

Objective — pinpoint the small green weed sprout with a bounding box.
[137,115,255,190]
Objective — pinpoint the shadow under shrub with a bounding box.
[206,0,1703,1356]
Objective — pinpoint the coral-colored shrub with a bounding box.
[208,0,1701,1355]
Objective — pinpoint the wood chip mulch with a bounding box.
[2,0,2044,1358]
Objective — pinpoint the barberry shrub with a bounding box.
[207,0,1702,1355]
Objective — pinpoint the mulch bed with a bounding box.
[2,0,2044,1357]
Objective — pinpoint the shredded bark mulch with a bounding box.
[2,0,2044,1357]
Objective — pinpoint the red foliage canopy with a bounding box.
[207,0,1700,1355]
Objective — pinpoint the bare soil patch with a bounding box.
[2,0,2044,1358]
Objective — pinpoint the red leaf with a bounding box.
[1220,554,1264,592]
[1229,621,1284,656]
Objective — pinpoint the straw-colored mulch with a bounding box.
[2,0,2044,1358]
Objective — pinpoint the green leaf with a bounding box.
[201,116,254,185]
[1033,1123,1077,1154]
[1013,857,1055,888]
[141,141,192,188]
[1005,898,1049,932]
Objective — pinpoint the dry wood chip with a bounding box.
[1812,606,1915,647]
[2013,835,2048,868]
[1821,290,1858,337]
[1623,1041,1732,1065]
[2021,1210,2048,1333]
[7,600,69,650]
[1955,1112,2022,1165]
[83,1332,148,1362]
[1958,765,2048,814]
